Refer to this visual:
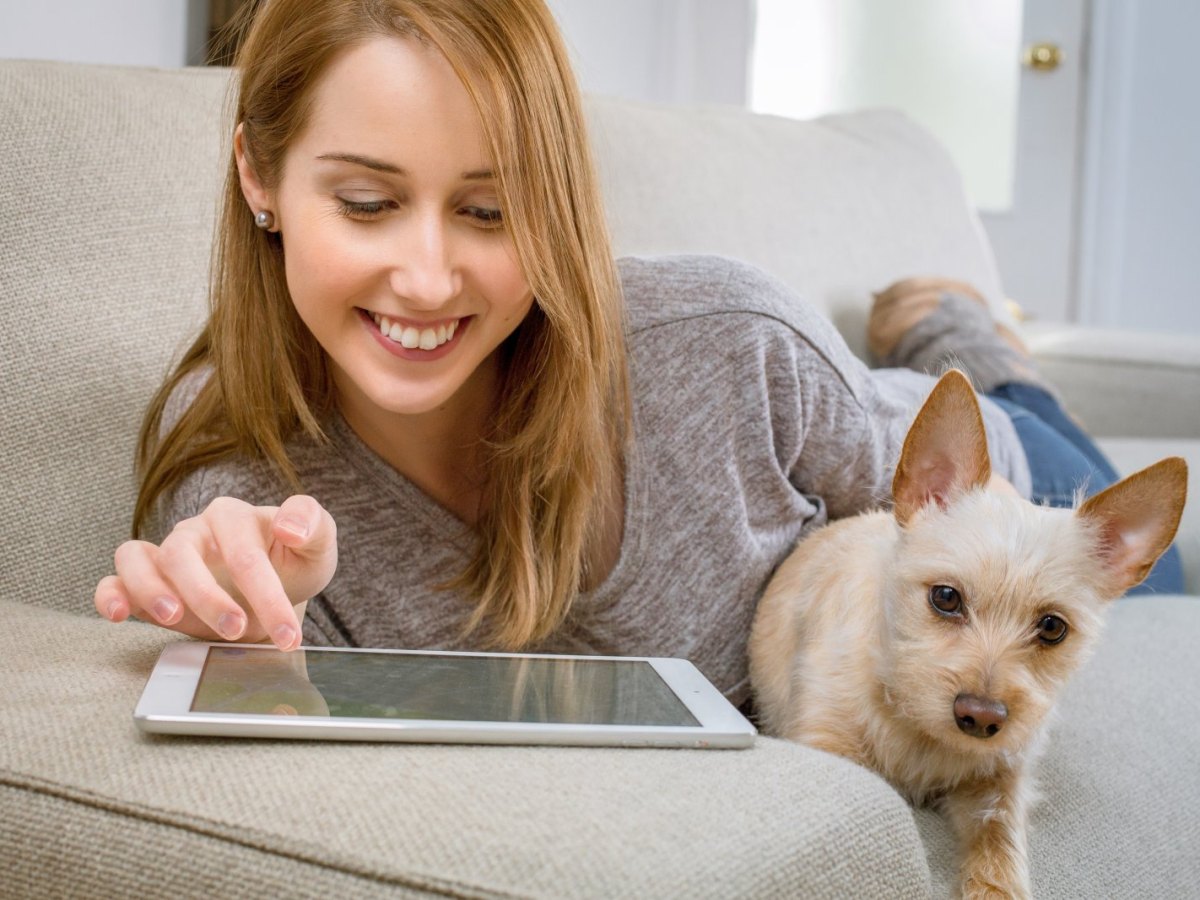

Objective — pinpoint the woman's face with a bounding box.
[241,36,534,430]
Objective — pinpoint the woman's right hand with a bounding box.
[94,495,338,651]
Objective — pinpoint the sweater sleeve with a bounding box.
[716,260,1031,519]
[762,310,910,520]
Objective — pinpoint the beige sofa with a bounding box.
[2,59,1198,898]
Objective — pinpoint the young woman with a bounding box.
[93,0,1180,709]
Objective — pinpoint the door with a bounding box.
[979,0,1086,323]
[1073,0,1200,334]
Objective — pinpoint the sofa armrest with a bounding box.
[1022,322,1200,439]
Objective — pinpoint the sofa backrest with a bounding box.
[2,61,226,616]
[586,96,1009,358]
[0,59,1004,616]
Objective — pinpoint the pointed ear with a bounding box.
[1077,457,1188,597]
[892,370,992,527]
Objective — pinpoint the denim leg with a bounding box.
[986,395,1109,507]
[987,387,1185,595]
[989,383,1120,481]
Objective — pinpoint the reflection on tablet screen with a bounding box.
[191,647,700,726]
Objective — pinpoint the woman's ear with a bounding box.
[233,123,276,228]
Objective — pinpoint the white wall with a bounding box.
[1,0,752,87]
[0,0,202,67]
[546,0,753,107]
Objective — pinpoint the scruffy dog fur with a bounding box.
[749,370,1187,899]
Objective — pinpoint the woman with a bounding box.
[93,0,1179,708]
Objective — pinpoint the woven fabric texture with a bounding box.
[0,786,438,900]
[1,602,931,898]
[0,61,227,618]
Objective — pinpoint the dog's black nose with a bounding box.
[954,693,1007,739]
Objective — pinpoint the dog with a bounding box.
[748,369,1187,899]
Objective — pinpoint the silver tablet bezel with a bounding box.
[134,642,756,749]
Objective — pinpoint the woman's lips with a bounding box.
[358,307,469,361]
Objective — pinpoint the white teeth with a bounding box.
[370,311,460,350]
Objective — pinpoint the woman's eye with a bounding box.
[336,198,392,219]
[929,585,964,617]
[462,206,504,227]
[1036,615,1069,645]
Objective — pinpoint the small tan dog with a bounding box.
[749,370,1187,899]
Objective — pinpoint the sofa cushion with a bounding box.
[0,602,931,898]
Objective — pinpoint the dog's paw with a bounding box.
[960,870,1031,900]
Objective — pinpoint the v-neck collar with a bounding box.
[326,408,648,607]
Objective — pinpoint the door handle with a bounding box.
[1023,42,1064,72]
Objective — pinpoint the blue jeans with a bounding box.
[986,383,1184,595]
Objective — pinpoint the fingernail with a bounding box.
[217,612,245,640]
[277,517,309,539]
[106,598,123,621]
[272,623,298,650]
[152,596,179,624]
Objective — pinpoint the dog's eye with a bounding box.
[929,585,963,616]
[1036,615,1069,645]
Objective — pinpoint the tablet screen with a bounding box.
[191,647,700,727]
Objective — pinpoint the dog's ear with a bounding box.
[1077,457,1188,597]
[892,370,991,527]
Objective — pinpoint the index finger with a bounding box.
[205,498,302,651]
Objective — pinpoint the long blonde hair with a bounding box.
[134,0,630,649]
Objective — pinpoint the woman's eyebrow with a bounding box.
[316,152,403,174]
[315,153,494,182]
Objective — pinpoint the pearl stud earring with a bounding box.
[254,210,275,230]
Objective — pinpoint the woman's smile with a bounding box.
[356,307,472,361]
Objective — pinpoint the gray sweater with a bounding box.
[154,255,1030,705]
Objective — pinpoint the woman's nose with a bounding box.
[390,212,461,309]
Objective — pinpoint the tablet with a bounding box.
[134,642,757,749]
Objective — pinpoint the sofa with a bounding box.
[2,58,1198,898]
